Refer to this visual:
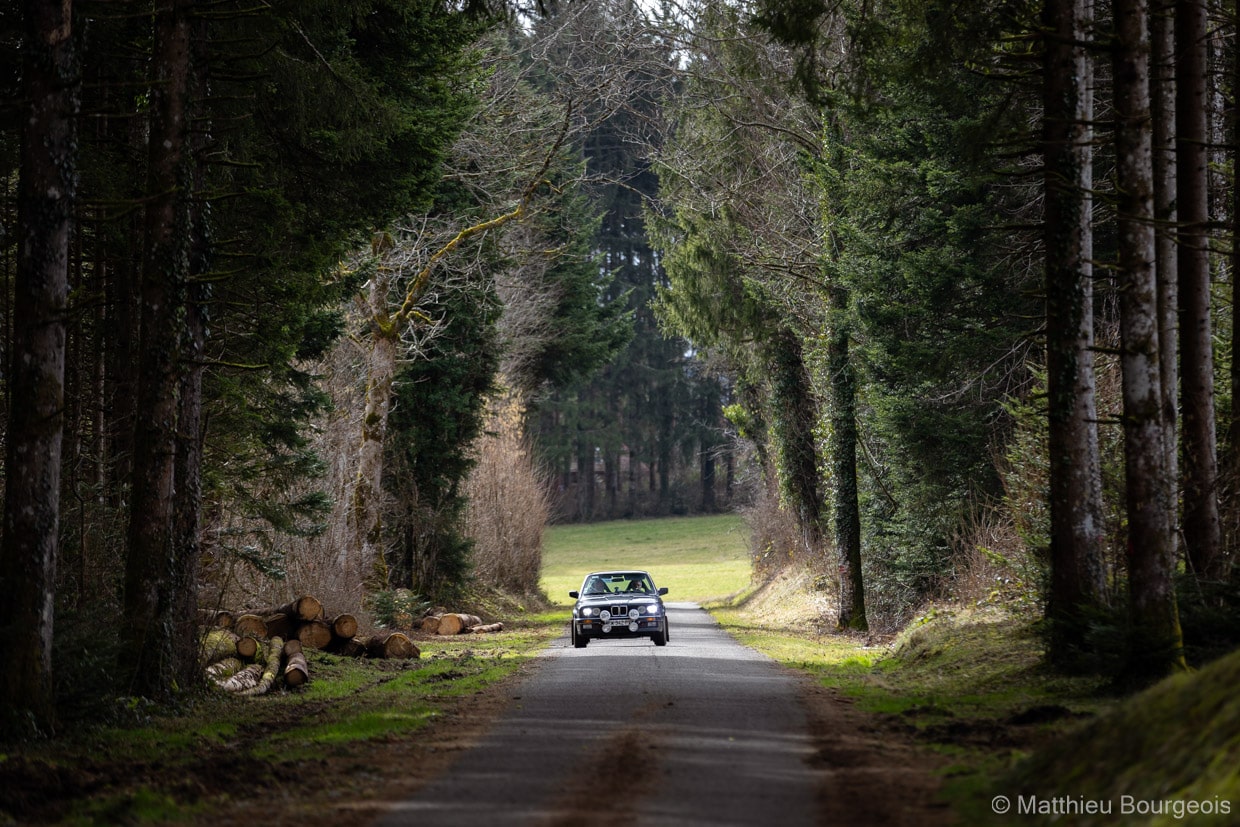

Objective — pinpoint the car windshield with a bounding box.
[583,573,653,595]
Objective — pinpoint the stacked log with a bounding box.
[199,592,443,697]
[217,663,265,692]
[200,629,240,665]
[365,631,419,659]
[198,609,234,629]
[262,611,296,640]
[232,613,267,639]
[296,619,333,650]
[332,614,358,640]
[206,657,244,681]
[435,613,482,636]
[283,640,309,688]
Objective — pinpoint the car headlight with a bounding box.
[645,603,660,614]
[600,610,611,621]
[628,608,640,620]
[581,607,595,617]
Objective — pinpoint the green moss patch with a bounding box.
[993,648,1240,825]
[0,616,563,825]
[712,597,1114,820]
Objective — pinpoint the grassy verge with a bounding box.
[0,612,566,826]
[711,597,1116,820]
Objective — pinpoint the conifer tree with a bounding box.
[1112,0,1186,679]
[1,0,79,735]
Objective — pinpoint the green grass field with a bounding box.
[540,513,753,605]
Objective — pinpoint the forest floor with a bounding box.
[712,564,1240,825]
[4,514,1238,825]
[3,594,1236,826]
[0,601,985,827]
[0,595,1109,827]
[0,605,568,826]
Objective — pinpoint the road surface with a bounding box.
[373,602,820,826]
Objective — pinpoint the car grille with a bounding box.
[610,605,627,617]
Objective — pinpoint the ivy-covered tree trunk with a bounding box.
[0,0,78,736]
[122,0,194,699]
[826,290,866,632]
[1176,0,1223,580]
[764,328,825,558]
[349,257,398,587]
[1042,0,1109,664]
[1113,0,1186,680]
[1233,11,1240,483]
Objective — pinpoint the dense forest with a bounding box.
[2,0,1240,741]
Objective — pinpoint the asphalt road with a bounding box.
[374,602,821,827]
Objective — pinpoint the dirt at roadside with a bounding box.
[797,676,957,826]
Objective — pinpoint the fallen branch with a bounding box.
[215,663,264,693]
[469,622,504,634]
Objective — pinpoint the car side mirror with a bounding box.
[658,587,668,595]
[569,591,579,599]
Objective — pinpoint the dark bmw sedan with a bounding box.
[569,570,669,648]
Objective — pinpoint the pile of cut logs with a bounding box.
[199,594,420,695]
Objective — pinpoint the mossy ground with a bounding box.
[712,570,1240,826]
[0,613,566,826]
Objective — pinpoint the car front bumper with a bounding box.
[575,617,663,637]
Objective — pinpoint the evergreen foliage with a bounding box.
[199,0,488,562]
[527,1,725,522]
[385,273,501,598]
[822,43,1039,601]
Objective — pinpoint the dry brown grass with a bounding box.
[464,390,549,595]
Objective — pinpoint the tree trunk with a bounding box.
[764,328,825,559]
[1150,0,1179,549]
[347,244,399,589]
[470,622,504,633]
[827,288,866,632]
[1042,0,1110,664]
[169,14,212,693]
[1113,0,1187,680]
[1233,6,1240,486]
[0,0,78,737]
[436,613,483,635]
[577,437,595,520]
[1176,0,1223,580]
[122,0,195,699]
